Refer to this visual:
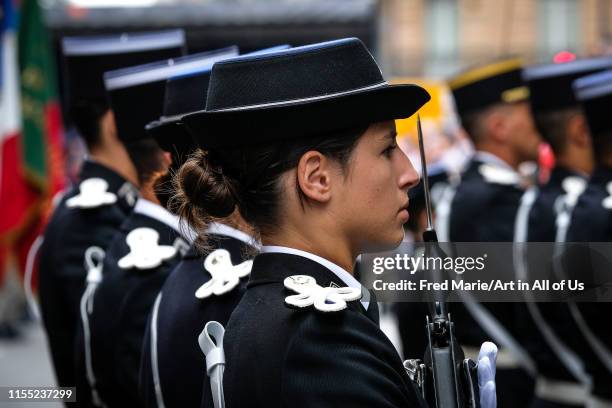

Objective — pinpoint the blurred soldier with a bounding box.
[565,70,612,407]
[520,57,612,242]
[38,30,185,390]
[442,58,541,407]
[82,49,235,408]
[139,47,294,408]
[514,56,612,408]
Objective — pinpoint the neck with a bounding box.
[226,211,257,238]
[262,224,355,273]
[89,143,139,186]
[139,181,161,204]
[475,143,518,170]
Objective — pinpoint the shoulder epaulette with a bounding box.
[195,249,252,299]
[66,178,117,209]
[284,275,361,312]
[117,227,177,270]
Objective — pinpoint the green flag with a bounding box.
[18,0,64,193]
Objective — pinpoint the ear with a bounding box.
[567,114,591,148]
[162,151,172,167]
[295,151,333,203]
[486,110,508,144]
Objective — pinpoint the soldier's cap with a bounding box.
[146,45,290,156]
[573,69,612,137]
[182,38,430,149]
[524,55,612,114]
[104,47,237,144]
[61,30,186,109]
[448,58,528,118]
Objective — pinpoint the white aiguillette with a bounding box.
[478,164,520,186]
[561,176,587,207]
[283,275,362,313]
[602,181,612,210]
[195,249,253,299]
[117,227,177,270]
[66,178,117,209]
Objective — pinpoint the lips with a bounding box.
[398,200,410,222]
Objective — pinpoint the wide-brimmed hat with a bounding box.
[182,38,430,149]
[146,45,289,155]
[574,69,612,137]
[103,47,237,144]
[61,30,186,109]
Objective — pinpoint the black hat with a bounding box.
[104,47,238,144]
[182,38,430,149]
[523,56,612,114]
[448,58,528,118]
[146,45,290,155]
[61,30,186,109]
[573,70,612,137]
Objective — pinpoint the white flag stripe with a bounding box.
[0,32,21,140]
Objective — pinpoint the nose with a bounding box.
[398,150,420,193]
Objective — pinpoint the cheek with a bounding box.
[350,160,397,217]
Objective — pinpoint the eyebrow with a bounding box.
[381,129,397,142]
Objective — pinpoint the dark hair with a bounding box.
[459,102,518,145]
[459,104,498,145]
[125,139,167,187]
[533,107,579,156]
[70,99,109,149]
[173,126,367,249]
[155,148,190,213]
[592,130,612,164]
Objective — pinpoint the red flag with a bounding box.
[0,0,65,290]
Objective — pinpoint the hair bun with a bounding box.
[174,149,237,224]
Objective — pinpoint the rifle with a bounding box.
[404,116,480,408]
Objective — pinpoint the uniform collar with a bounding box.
[473,151,515,171]
[207,222,259,248]
[133,198,182,235]
[181,224,259,260]
[259,246,369,309]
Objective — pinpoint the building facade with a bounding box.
[380,0,612,77]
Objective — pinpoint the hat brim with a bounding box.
[182,84,430,149]
[146,119,195,157]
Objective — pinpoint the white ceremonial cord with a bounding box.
[554,195,612,375]
[199,321,226,408]
[23,235,44,321]
[512,188,590,385]
[79,246,108,408]
[150,293,166,408]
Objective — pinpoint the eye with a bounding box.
[383,143,398,158]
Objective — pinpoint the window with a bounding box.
[425,0,459,77]
[538,0,580,60]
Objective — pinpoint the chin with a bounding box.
[363,229,405,253]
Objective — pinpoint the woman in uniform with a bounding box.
[178,38,494,408]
